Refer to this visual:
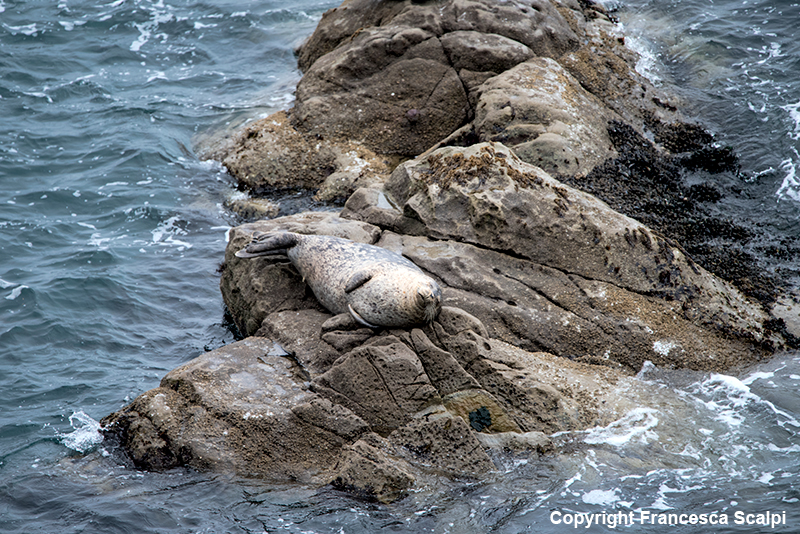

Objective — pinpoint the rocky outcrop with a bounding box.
[197,111,394,202]
[102,307,636,502]
[198,0,689,196]
[292,0,582,157]
[469,57,616,176]
[108,0,795,506]
[225,176,772,374]
[108,151,775,497]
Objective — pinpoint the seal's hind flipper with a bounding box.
[344,270,374,293]
[235,231,298,258]
[348,304,378,328]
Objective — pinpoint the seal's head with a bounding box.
[416,280,443,324]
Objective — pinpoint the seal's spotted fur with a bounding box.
[236,232,442,328]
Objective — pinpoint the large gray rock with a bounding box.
[202,0,695,201]
[440,31,535,73]
[101,338,364,482]
[196,110,392,199]
[104,307,636,501]
[339,143,776,369]
[292,0,580,157]
[471,57,616,176]
[297,0,578,73]
[294,29,470,157]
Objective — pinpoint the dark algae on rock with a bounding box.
[560,120,788,312]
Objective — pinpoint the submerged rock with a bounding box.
[224,194,279,221]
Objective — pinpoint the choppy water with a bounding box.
[1,0,799,532]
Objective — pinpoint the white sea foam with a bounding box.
[636,360,657,380]
[756,42,784,65]
[583,408,659,446]
[5,23,39,36]
[741,371,775,386]
[622,32,662,85]
[130,3,175,52]
[582,488,620,506]
[88,232,112,250]
[783,100,800,141]
[146,71,168,83]
[775,101,800,198]
[5,285,28,300]
[691,373,800,430]
[151,215,192,249]
[58,411,104,453]
[58,20,86,31]
[776,157,800,202]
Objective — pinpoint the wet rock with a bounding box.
[105,306,635,500]
[474,430,553,454]
[101,338,364,481]
[388,413,495,477]
[224,194,279,221]
[558,120,787,310]
[196,110,392,196]
[331,433,416,503]
[441,389,523,433]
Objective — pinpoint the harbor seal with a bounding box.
[235,231,442,328]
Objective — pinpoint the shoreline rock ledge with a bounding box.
[103,0,795,502]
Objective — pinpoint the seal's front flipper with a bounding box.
[348,304,378,328]
[235,231,298,258]
[235,248,287,258]
[344,270,373,293]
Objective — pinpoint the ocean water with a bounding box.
[1,1,799,533]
